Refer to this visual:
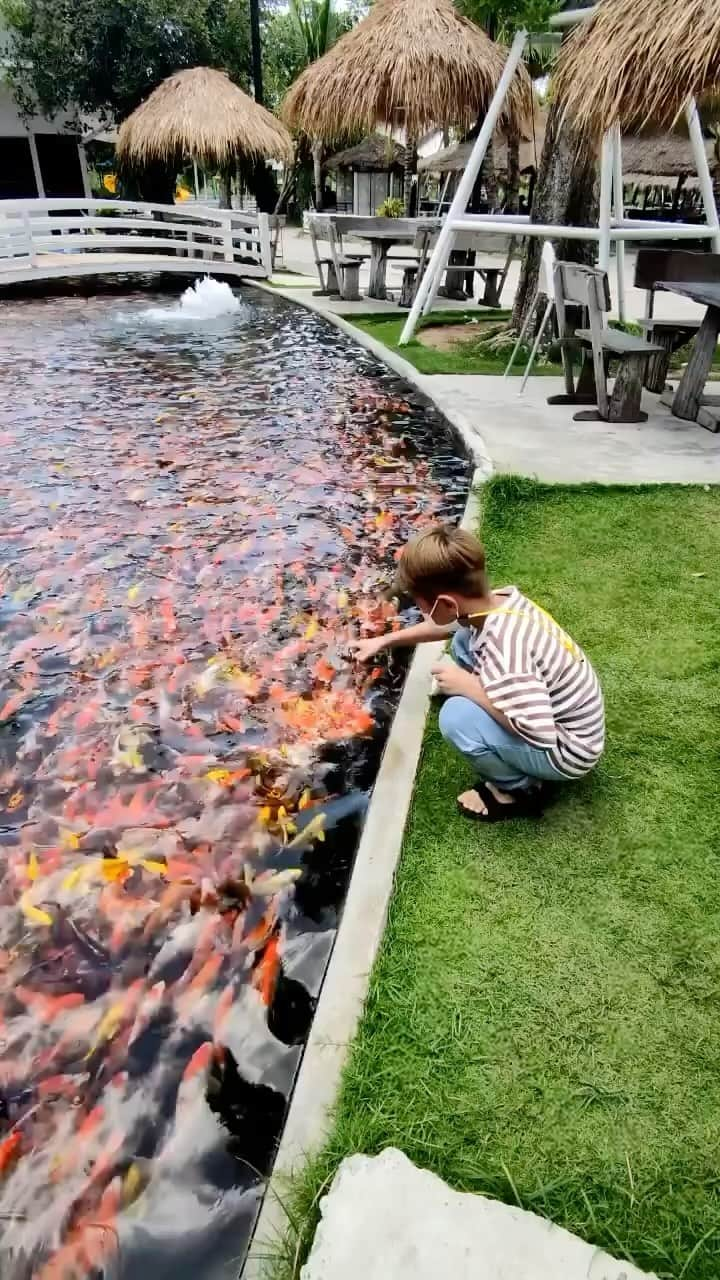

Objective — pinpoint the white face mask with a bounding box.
[426,597,458,624]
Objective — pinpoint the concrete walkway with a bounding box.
[269,237,720,484]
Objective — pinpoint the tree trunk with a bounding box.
[511,97,599,333]
[219,168,232,209]
[403,137,418,216]
[312,141,324,210]
[484,133,498,212]
[505,132,520,214]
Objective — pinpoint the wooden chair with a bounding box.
[306,215,367,301]
[634,248,720,392]
[552,261,663,423]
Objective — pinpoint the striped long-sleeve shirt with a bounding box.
[468,586,605,779]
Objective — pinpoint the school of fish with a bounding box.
[0,287,469,1277]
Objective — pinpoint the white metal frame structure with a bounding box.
[0,198,273,286]
[399,10,720,346]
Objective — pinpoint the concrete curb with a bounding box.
[243,472,484,1279]
[252,280,494,478]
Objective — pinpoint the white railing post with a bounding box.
[258,212,272,277]
[222,211,234,262]
[23,207,37,265]
[399,27,528,345]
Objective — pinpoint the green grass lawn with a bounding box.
[274,478,720,1280]
[345,311,720,378]
[344,309,563,376]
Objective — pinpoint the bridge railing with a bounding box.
[0,199,273,277]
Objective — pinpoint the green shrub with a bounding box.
[376,197,405,218]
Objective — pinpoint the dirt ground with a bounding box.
[416,322,483,351]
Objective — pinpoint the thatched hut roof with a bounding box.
[555,0,720,136]
[419,112,548,175]
[117,67,293,169]
[326,135,407,173]
[419,119,715,181]
[622,130,715,180]
[282,0,531,142]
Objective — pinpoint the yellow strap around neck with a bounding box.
[466,600,582,661]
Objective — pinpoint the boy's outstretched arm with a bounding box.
[350,619,455,664]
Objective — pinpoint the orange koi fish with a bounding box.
[253,934,281,1007]
[0,1130,22,1177]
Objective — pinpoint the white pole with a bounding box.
[686,97,720,254]
[399,27,528,345]
[612,123,626,322]
[27,132,45,198]
[598,128,613,274]
[193,160,200,200]
[436,217,714,241]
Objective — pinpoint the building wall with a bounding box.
[0,82,90,198]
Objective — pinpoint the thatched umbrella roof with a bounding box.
[281,0,531,142]
[117,67,293,169]
[326,135,407,173]
[555,0,720,136]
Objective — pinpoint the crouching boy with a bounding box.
[351,525,604,822]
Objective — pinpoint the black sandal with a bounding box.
[457,782,545,823]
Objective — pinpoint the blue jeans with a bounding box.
[438,628,565,792]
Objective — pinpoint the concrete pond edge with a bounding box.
[242,275,486,1274]
[243,481,482,1280]
[243,280,489,1279]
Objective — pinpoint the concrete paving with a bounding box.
[420,373,720,483]
[302,1150,656,1280]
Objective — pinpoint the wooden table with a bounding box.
[657,280,720,430]
[333,216,440,301]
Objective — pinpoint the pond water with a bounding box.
[0,283,469,1279]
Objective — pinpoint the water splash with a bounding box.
[141,277,244,323]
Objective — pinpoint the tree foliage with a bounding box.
[456,0,560,39]
[262,0,364,108]
[0,0,252,123]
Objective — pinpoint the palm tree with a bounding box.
[249,0,264,105]
[289,0,338,208]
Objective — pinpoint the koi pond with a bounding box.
[0,281,469,1279]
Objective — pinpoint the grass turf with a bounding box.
[271,477,720,1280]
[343,309,562,376]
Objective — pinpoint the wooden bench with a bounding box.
[418,230,516,307]
[634,248,720,392]
[307,214,369,300]
[552,261,663,423]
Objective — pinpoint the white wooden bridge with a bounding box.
[0,199,273,287]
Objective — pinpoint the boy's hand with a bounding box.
[349,635,388,663]
[430,662,480,700]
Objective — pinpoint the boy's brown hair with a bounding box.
[394,524,489,602]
